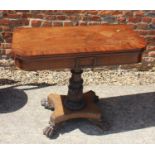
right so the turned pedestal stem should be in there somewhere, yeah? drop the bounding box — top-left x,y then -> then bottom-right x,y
64,68 -> 86,110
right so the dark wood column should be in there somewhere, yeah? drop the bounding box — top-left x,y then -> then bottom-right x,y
64,68 -> 86,110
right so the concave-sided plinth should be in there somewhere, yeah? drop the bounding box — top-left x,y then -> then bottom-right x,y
42,69 -> 107,138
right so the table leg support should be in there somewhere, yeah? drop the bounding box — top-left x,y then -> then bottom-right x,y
42,68 -> 106,138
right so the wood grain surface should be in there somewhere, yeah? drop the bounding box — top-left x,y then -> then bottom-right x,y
12,24 -> 147,58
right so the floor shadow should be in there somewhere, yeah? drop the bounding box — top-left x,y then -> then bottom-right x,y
0,82 -> 55,113
0,87 -> 28,113
51,91 -> 155,138
1,81 -> 56,91
0,78 -> 19,86
19,82 -> 56,91
98,91 -> 155,135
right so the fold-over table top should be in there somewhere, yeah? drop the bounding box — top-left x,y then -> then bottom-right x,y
12,25 -> 147,58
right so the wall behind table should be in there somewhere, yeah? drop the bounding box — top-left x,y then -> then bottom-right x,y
0,10 -> 155,70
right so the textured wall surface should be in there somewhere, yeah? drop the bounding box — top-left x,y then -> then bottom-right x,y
0,10 -> 155,68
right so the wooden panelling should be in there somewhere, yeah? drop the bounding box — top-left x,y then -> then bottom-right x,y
15,51 -> 142,71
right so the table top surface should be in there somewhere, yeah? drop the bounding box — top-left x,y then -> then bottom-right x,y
12,24 -> 147,57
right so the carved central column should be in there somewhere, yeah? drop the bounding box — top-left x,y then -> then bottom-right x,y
64,68 -> 86,110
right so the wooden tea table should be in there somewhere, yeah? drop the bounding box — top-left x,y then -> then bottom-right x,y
12,25 -> 147,138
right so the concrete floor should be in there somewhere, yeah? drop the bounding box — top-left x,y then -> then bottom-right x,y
0,84 -> 155,143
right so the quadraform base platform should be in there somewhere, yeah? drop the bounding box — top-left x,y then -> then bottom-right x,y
42,91 -> 106,137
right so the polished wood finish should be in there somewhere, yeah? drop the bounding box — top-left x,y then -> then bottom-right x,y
12,24 -> 147,138
12,25 -> 146,71
49,91 -> 101,124
12,25 -> 146,57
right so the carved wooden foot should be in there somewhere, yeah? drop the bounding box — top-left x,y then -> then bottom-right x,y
43,121 -> 62,138
43,123 -> 56,138
89,90 -> 99,103
41,98 -> 54,110
43,91 -> 104,138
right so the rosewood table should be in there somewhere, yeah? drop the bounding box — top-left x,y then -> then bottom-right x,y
12,25 -> 147,138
